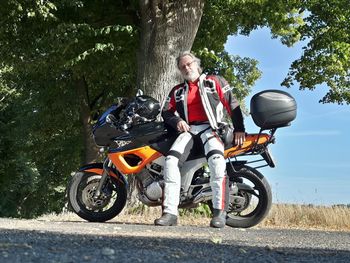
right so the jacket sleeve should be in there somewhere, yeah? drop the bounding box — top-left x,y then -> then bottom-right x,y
215,76 -> 245,132
161,87 -> 182,130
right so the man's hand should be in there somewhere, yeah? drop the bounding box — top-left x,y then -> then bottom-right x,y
177,120 -> 190,132
234,132 -> 245,146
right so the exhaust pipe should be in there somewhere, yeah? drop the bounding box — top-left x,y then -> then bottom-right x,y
192,188 -> 213,204
192,184 -> 239,204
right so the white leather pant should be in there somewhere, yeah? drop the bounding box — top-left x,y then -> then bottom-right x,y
163,124 -> 228,216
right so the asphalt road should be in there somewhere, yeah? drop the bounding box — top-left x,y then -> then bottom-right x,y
0,218 -> 350,262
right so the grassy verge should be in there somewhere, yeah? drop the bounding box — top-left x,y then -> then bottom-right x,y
37,204 -> 350,231
260,204 -> 350,231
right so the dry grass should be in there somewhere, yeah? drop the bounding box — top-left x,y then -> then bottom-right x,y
260,204 -> 350,231
38,206 -> 211,226
37,204 -> 350,231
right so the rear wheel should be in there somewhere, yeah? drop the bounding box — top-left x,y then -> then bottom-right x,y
68,171 -> 127,222
225,165 -> 272,228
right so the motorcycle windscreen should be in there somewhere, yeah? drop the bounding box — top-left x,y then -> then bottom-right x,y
92,104 -> 124,147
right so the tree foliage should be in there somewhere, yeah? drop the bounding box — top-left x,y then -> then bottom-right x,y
192,0 -> 305,100
0,0 -> 138,217
283,0 -> 350,104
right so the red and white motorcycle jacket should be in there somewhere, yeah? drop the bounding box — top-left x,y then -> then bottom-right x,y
162,74 -> 245,132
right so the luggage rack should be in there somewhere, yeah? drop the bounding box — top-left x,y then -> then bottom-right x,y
227,127 -> 277,170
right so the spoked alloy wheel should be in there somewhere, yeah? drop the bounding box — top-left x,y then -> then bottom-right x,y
226,166 -> 272,228
68,171 -> 127,222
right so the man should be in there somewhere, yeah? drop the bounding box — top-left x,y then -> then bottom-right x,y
155,51 -> 245,228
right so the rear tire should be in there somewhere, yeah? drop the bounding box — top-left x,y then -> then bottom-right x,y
225,165 -> 272,228
67,171 -> 127,222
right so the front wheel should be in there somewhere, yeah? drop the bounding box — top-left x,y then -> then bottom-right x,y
225,165 -> 272,228
67,171 -> 127,222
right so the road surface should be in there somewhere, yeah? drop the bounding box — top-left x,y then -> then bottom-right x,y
0,218 -> 349,262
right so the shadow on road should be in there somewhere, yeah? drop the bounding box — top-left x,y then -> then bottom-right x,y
1,228 -> 349,262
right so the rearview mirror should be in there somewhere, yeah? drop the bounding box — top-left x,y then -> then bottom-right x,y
136,89 -> 144,96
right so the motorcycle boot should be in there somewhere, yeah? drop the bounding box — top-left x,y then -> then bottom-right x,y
154,213 -> 178,226
210,209 -> 227,228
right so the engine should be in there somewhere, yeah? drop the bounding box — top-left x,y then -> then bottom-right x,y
136,163 -> 164,206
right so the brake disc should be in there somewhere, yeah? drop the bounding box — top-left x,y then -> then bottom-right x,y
81,180 -> 111,210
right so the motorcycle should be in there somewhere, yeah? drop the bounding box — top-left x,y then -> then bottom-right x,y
67,89 -> 296,228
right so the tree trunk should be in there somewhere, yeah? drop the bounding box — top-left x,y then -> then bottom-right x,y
127,1 -> 205,209
76,77 -> 99,164
138,0 -> 205,101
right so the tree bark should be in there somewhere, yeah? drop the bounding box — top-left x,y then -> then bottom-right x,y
76,77 -> 99,164
137,0 -> 205,102
127,0 -> 204,209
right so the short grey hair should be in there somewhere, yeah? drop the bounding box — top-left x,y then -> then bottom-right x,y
176,51 -> 203,74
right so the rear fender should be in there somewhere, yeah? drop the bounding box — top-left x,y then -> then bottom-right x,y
78,163 -> 127,186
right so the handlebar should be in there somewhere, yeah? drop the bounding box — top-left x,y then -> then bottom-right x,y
105,113 -> 130,132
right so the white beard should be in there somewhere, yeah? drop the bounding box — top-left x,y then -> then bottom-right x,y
183,71 -> 199,82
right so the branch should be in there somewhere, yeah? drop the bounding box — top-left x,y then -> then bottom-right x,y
89,89 -> 106,110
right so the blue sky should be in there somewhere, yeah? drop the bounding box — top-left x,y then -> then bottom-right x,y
225,28 -> 350,206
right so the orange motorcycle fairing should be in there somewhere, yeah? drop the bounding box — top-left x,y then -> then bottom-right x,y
108,146 -> 162,175
224,133 -> 270,158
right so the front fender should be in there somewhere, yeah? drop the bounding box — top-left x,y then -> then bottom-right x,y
79,163 -> 104,174
78,163 -> 128,187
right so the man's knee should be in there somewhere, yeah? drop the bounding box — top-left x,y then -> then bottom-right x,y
207,153 -> 226,177
207,149 -> 224,164
165,155 -> 179,169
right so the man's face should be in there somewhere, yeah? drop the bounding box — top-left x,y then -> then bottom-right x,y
178,55 -> 200,82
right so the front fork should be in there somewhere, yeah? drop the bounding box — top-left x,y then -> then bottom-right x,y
94,158 -> 113,199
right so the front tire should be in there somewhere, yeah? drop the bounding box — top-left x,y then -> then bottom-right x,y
225,165 -> 272,228
67,171 -> 127,222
